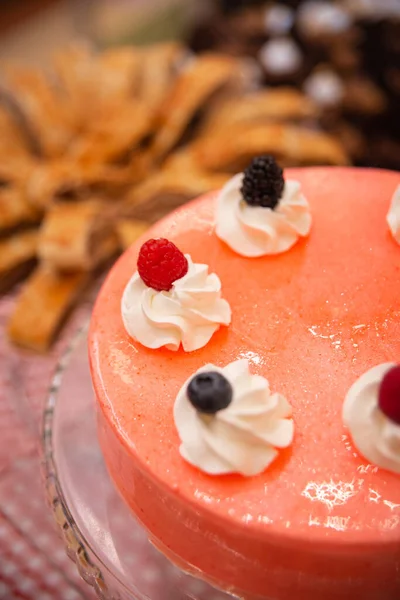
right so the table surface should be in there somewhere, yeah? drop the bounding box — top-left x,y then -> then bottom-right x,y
0,293 -> 96,600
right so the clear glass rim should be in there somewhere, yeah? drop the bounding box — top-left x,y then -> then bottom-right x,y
40,321 -> 137,599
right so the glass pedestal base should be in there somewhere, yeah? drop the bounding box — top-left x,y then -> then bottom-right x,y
42,326 -> 235,600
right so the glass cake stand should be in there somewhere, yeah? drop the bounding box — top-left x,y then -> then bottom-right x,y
41,325 -> 237,600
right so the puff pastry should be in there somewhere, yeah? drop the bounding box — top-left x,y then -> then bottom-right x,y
202,88 -> 318,134
116,219 -> 149,251
92,46 -> 152,144
0,186 -> 42,233
4,67 -> 76,158
68,99 -> 154,165
53,44 -> 98,126
192,123 -> 349,171
98,46 -> 144,101
54,45 -> 143,125
0,42 -> 352,352
137,42 -> 189,109
0,104 -> 32,162
25,159 -> 132,209
0,230 -> 38,293
38,200 -> 118,271
0,157 -> 35,189
8,266 -> 88,352
122,151 -> 229,222
149,53 -> 257,160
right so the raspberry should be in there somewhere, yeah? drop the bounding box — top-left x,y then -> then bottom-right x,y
137,238 -> 188,291
241,155 -> 284,209
378,365 -> 400,425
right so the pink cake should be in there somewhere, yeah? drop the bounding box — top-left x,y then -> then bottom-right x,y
89,167 -> 400,600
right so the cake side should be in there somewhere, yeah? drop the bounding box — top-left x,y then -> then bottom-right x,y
89,167 -> 400,600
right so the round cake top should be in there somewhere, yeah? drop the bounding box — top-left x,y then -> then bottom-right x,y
89,167 -> 400,547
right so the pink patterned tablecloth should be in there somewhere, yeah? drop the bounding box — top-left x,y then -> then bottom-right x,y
0,294 -> 96,600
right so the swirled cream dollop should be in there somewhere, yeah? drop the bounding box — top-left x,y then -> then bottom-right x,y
174,359 -> 294,476
387,184 -> 400,245
121,255 -> 231,352
343,363 -> 400,474
215,173 -> 312,256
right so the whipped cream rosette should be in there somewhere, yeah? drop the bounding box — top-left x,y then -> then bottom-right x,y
343,363 -> 400,474
387,184 -> 400,245
174,359 -> 294,476
121,238 -> 231,352
216,155 -> 312,257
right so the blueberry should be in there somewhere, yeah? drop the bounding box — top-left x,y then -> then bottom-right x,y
187,371 -> 233,414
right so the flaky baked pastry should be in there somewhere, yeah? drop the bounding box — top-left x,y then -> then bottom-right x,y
192,123 -> 349,172
0,186 -> 41,234
53,44 -> 141,128
8,266 -> 88,352
0,104 -> 32,164
67,99 -> 154,166
25,159 -> 131,210
148,53 -> 258,161
136,42 -> 189,109
0,42 -> 349,351
202,88 -> 318,134
3,67 -> 76,158
122,150 -> 230,222
38,200 -> 119,271
0,230 -> 38,293
116,219 -> 149,251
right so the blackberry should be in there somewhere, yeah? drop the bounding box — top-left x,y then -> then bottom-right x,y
241,155 -> 284,209
187,371 -> 233,414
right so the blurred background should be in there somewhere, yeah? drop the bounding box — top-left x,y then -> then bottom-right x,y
0,0 -> 399,168
0,0 -> 194,65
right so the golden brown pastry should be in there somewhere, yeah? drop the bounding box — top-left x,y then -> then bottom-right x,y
25,159 -> 132,209
3,67 -> 76,158
0,42 -> 352,352
7,266 -> 88,352
201,88 -> 318,134
122,151 -> 230,223
116,219 -> 149,251
38,200 -> 118,271
98,45 -> 144,100
0,104 -> 32,163
192,122 -> 349,171
53,44 -> 98,127
0,230 -> 38,293
161,148 -> 233,184
54,44 -> 143,126
137,42 -> 189,109
149,53 -> 257,161
0,186 -> 42,233
0,157 -> 35,190
68,99 -> 154,165
55,45 -> 154,166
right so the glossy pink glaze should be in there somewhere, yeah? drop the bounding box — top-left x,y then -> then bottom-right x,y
90,168 -> 400,600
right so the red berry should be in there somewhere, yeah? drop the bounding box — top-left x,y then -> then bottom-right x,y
378,365 -> 400,425
137,238 -> 188,291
